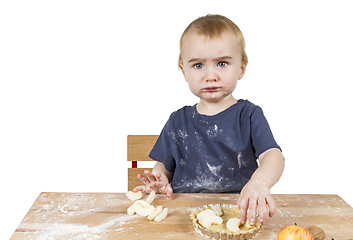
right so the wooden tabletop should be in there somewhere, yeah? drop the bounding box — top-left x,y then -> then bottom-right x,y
11,192 -> 353,240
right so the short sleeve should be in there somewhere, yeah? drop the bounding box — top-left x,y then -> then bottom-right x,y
250,107 -> 281,158
149,115 -> 176,172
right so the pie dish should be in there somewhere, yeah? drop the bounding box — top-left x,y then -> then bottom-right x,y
190,204 -> 262,240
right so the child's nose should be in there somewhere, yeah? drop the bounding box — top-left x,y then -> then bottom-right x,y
205,68 -> 218,82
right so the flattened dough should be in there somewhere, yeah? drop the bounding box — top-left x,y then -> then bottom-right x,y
197,209 -> 216,222
127,205 -> 135,216
226,217 -> 240,232
146,190 -> 156,204
154,208 -> 168,222
209,205 -> 223,216
126,191 -> 143,201
199,215 -> 223,228
133,200 -> 155,216
147,205 -> 163,220
125,191 -> 168,222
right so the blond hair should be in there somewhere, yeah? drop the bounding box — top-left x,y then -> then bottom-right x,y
178,14 -> 248,67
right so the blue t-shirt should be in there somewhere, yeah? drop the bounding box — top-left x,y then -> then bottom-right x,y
149,99 -> 281,193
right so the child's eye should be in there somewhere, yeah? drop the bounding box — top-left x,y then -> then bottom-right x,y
193,63 -> 204,69
217,61 -> 228,68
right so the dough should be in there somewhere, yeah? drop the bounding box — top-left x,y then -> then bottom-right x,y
227,217 -> 240,232
209,205 -> 223,216
127,205 -> 135,216
191,205 -> 261,234
154,208 -> 168,222
125,190 -> 168,222
197,209 -> 216,222
133,200 -> 155,216
126,191 -> 143,201
146,190 -> 155,204
199,215 -> 223,228
147,205 -> 163,220
196,209 -> 223,228
243,219 -> 252,229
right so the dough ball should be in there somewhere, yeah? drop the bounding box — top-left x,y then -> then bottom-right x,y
227,217 -> 240,232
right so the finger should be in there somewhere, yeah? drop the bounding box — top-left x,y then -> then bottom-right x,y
165,184 -> 173,198
155,172 -> 163,182
133,185 -> 146,192
257,197 -> 267,224
237,197 -> 249,225
150,181 -> 164,192
159,182 -> 168,194
144,170 -> 157,182
247,199 -> 257,226
137,173 -> 150,185
266,196 -> 276,217
236,194 -> 243,210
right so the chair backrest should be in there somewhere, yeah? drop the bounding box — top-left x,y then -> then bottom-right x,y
127,135 -> 159,191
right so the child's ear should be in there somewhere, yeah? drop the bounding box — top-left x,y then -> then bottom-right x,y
179,62 -> 187,80
238,63 -> 247,80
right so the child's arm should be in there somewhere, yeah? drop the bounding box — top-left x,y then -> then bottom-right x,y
133,161 -> 173,198
237,148 -> 284,225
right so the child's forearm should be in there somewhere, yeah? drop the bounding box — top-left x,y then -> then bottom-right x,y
251,148 -> 284,188
153,161 -> 173,183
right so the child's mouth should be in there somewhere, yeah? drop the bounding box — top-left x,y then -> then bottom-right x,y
203,87 -> 220,92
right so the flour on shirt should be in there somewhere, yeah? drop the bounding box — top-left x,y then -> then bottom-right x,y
173,163 -> 233,192
237,151 -> 246,168
206,162 -> 222,176
207,124 -> 222,137
180,158 -> 186,167
177,129 -> 188,139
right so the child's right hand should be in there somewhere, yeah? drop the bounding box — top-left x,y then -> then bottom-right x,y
133,170 -> 173,198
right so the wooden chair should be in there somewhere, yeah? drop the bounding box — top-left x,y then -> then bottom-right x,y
127,135 -> 159,191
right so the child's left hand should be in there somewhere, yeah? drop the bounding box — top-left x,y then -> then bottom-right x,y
236,179 -> 276,225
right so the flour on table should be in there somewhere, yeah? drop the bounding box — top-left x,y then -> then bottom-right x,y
24,215 -> 139,240
22,193 -> 138,239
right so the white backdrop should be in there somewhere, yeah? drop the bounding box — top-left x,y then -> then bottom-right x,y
1,0 -> 352,238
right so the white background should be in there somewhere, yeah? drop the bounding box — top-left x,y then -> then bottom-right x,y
1,0 -> 352,238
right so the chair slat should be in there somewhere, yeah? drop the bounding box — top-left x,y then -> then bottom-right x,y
127,135 -> 158,191
127,135 -> 158,162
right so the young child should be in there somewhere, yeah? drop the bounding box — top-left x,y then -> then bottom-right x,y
134,14 -> 285,226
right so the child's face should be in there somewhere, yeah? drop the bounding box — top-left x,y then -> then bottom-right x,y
180,31 -> 246,103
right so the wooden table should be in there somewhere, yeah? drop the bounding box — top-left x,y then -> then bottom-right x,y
11,192 -> 353,240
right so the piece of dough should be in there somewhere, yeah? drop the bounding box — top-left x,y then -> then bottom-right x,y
154,208 -> 168,222
126,191 -> 143,201
227,217 -> 240,232
127,205 -> 135,216
146,190 -> 156,204
199,215 -> 223,229
209,205 -> 223,216
147,205 -> 163,220
125,191 -> 168,222
133,200 -> 155,216
133,199 -> 150,208
197,209 -> 216,222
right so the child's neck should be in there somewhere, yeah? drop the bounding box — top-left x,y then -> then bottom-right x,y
196,96 -> 238,116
